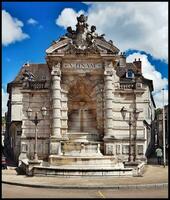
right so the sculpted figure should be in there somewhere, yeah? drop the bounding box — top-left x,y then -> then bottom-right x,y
20,69 -> 35,88
90,25 -> 98,37
77,14 -> 88,25
65,26 -> 76,39
90,25 -> 105,40
21,69 -> 35,82
76,14 -> 88,34
63,14 -> 106,51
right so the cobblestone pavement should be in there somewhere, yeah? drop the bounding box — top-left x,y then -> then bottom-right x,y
2,164 -> 168,189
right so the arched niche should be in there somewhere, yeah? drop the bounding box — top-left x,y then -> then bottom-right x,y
67,78 -> 97,134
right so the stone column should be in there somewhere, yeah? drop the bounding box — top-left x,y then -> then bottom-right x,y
104,62 -> 114,139
61,89 -> 68,140
49,62 -> 62,156
96,84 -> 104,137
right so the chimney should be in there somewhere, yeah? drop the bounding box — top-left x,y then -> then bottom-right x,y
133,58 -> 141,73
119,52 -> 126,67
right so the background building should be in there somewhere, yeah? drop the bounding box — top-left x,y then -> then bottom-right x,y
2,116 -> 6,148
155,105 -> 168,155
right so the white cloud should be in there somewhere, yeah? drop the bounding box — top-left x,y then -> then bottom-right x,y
56,8 -> 85,30
27,18 -> 38,25
2,89 -> 9,116
56,2 -> 168,61
126,52 -> 168,108
2,10 -> 29,46
153,90 -> 168,108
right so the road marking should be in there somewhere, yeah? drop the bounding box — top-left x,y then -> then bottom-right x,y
98,190 -> 105,198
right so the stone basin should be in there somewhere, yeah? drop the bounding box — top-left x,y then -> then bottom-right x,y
48,155 -> 123,169
67,132 -> 99,142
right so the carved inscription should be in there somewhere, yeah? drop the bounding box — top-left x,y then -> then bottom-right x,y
63,63 -> 102,70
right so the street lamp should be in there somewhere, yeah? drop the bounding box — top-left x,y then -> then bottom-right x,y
133,108 -> 141,162
120,107 -> 132,162
162,88 -> 166,167
26,107 -> 47,161
121,107 -> 140,162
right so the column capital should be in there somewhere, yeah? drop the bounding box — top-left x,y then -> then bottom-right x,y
51,62 -> 61,76
104,60 -> 114,76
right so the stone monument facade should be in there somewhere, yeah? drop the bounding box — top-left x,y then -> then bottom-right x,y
6,15 -> 155,175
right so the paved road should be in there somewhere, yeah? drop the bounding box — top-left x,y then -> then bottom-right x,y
2,183 -> 168,198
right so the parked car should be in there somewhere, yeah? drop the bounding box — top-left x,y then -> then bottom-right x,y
2,154 -> 7,169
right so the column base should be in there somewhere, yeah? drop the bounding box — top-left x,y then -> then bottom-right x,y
49,139 -> 62,155
50,135 -> 62,141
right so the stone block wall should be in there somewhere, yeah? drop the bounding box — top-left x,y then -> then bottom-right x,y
20,90 -> 50,160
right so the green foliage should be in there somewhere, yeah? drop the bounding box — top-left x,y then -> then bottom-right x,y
155,108 -> 162,116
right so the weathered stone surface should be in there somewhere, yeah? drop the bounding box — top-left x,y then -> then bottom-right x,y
6,14 -> 155,175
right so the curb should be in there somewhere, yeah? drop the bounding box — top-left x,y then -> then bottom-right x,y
2,181 -> 168,190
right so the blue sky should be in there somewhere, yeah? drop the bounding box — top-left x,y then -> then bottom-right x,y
2,2 -> 88,86
2,2 -> 168,114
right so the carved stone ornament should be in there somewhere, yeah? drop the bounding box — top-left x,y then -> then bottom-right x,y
63,14 -> 105,51
51,63 -> 61,76
20,69 -> 36,82
20,69 -> 36,88
104,70 -> 113,76
65,42 -> 100,55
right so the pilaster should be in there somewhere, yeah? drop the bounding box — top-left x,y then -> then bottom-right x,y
50,62 -> 62,156
103,61 -> 114,139
51,62 -> 61,138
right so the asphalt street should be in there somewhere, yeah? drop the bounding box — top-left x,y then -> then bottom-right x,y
2,183 -> 168,198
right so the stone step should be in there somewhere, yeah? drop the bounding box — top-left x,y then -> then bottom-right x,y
49,155 -> 120,167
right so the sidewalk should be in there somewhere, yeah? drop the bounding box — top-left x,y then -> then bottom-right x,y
2,164 -> 168,189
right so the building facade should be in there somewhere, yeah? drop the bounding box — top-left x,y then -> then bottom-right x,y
155,105 -> 168,149
6,15 -> 155,169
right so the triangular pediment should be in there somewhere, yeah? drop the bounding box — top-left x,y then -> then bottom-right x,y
46,38 -> 119,55
46,38 -> 71,54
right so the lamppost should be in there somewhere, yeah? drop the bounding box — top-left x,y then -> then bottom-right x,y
121,106 -> 140,162
26,107 -> 47,161
133,108 -> 141,162
162,88 -> 166,167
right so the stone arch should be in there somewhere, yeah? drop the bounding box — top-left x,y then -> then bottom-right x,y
67,77 -> 98,133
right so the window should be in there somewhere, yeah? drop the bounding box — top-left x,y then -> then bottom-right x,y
122,145 -> 129,154
136,83 -> 142,89
126,70 -> 134,79
137,145 -> 143,155
116,144 -> 121,154
106,144 -> 114,155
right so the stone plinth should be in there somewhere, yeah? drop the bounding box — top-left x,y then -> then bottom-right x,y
48,155 -> 121,168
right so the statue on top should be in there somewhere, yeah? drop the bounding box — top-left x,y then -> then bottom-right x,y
63,14 -> 105,50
